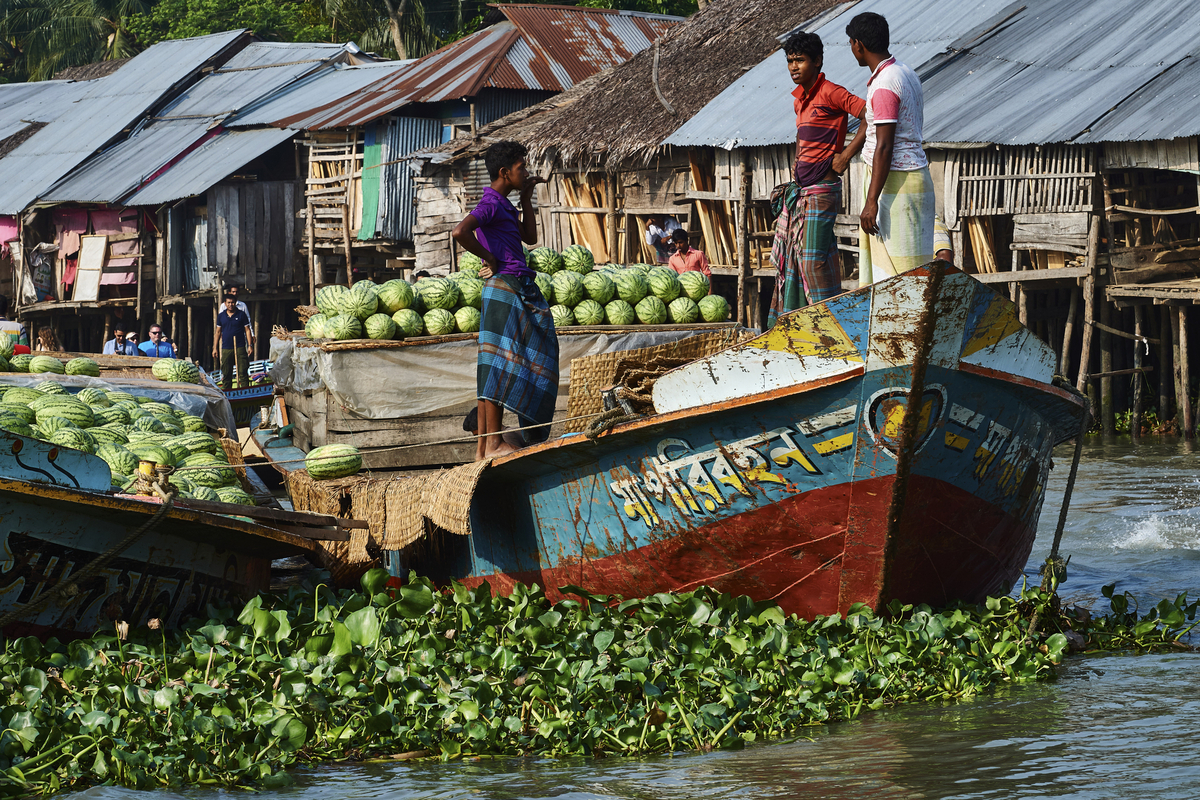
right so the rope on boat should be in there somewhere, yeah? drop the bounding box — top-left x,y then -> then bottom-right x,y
0,480 -> 178,633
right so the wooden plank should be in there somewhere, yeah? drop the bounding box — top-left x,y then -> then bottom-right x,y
972,266 -> 1090,284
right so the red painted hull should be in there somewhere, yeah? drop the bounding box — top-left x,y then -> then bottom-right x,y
459,473 -> 1037,619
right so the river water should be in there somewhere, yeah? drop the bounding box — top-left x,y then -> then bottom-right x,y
66,439 -> 1200,800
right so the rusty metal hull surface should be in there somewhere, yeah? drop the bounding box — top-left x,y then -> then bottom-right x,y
454,266 -> 1085,617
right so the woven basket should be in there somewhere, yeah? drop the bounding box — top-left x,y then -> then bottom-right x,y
564,328 -> 752,432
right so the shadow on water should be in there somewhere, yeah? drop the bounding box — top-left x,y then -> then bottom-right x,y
64,438 -> 1200,800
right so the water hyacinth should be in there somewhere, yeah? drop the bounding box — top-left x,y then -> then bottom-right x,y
0,573 -> 1195,796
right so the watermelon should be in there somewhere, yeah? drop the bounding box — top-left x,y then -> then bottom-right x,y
392,309 -> 424,338
35,381 -> 67,395
161,360 -> 200,384
142,402 -> 175,417
65,357 -> 100,377
10,355 -> 32,373
457,277 -> 484,310
50,428 -> 95,454
699,294 -> 731,322
647,268 -> 682,303
582,272 -> 615,305
36,416 -> 79,437
562,245 -> 595,274
325,314 -> 364,340
162,439 -> 190,465
635,295 -> 668,325
377,280 -> 415,314
550,305 -> 575,328
341,283 -> 379,320
191,485 -> 221,502
456,264 -> 481,280
604,299 -> 636,326
305,314 -> 328,340
533,272 -> 555,305
679,271 -> 711,302
88,426 -> 128,445
353,279 -> 378,294
97,443 -> 138,476
37,401 -> 93,428
157,416 -> 184,436
424,309 -> 456,336
455,307 -> 481,333
0,419 -> 34,438
77,388 -> 110,407
458,251 -> 483,273
529,247 -> 563,274
667,296 -> 700,324
134,415 -> 167,434
29,394 -> 62,413
0,355 -> 10,372
29,356 -> 64,375
316,285 -> 349,316
551,272 -> 584,308
417,277 -> 460,311
150,359 -> 173,380
364,313 -> 397,340
180,414 -> 207,433
0,404 -> 34,423
306,443 -> 362,480
573,299 -> 605,326
171,432 -> 219,456
0,333 -> 13,359
4,387 -> 41,405
631,263 -> 654,273
614,270 -> 650,306
127,443 -> 176,468
215,486 -> 255,506
105,390 -> 137,405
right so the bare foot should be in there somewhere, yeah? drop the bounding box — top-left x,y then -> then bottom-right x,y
483,440 -> 520,459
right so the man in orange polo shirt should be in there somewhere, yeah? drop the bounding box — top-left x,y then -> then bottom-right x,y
768,31 -> 866,326
667,229 -> 711,278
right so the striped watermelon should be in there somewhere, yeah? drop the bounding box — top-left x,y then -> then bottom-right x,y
3,387 -> 41,405
305,313 -> 328,339
551,272 -> 584,307
36,401 -> 94,428
77,388 -> 110,407
455,307 -> 481,333
50,428 -> 95,454
340,284 -> 379,320
0,404 -> 34,423
0,418 -> 34,438
325,314 -> 363,340
364,313 -> 397,340
305,444 -> 362,480
34,416 -> 77,437
667,296 -> 700,324
392,309 -> 423,338
635,295 -> 668,325
105,390 -> 137,405
164,360 -> 201,384
142,402 -> 174,416
698,294 -> 730,322
65,357 -> 100,377
133,415 -> 167,434
528,247 -> 563,274
181,452 -> 219,467
679,271 -> 711,301
156,415 -> 184,435
604,299 -> 636,325
423,309 -> 456,336
647,268 -> 682,303
171,432 -> 219,456
127,443 -> 176,468
0,334 -> 12,359
316,285 -> 349,316
9,355 -> 32,373
562,245 -> 595,274
377,280 -> 415,314
417,277 -> 460,311
191,485 -> 221,502
215,486 -> 255,506
97,443 -> 138,476
582,272 -> 615,305
457,251 -> 483,273
182,415 -> 208,433
550,305 -> 575,327
163,439 -> 191,464
93,406 -> 130,426
88,426 -> 129,445
457,277 -> 484,310
189,462 -> 236,488
533,272 -> 555,305
614,270 -> 649,306
29,356 -> 64,374
36,381 -> 67,395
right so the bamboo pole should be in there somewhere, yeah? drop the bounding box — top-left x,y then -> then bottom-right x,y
1181,306 -> 1193,439
1100,297 -> 1114,435
1075,215 -> 1101,392
605,175 -> 618,262
1132,305 -> 1143,439
1061,287 -> 1079,378
1160,305 -> 1173,424
737,153 -> 751,327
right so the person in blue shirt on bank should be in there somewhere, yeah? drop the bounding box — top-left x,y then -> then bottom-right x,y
138,324 -> 177,358
212,294 -> 254,391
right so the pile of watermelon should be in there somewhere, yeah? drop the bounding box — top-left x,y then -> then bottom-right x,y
305,248 -> 730,341
150,358 -> 202,384
523,246 -> 730,327
0,382 -> 258,505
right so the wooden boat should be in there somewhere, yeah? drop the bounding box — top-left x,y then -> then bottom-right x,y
448,264 -> 1086,618
0,430 -> 353,640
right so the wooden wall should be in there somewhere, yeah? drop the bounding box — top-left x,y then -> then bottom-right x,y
207,181 -> 302,293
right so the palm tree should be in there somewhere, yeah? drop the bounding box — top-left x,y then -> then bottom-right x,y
3,0 -> 147,81
327,0 -> 479,60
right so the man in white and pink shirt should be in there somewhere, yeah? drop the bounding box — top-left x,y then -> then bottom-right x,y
847,12 -> 935,285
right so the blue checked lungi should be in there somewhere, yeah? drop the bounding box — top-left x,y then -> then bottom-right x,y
478,273 -> 559,444
767,178 -> 843,329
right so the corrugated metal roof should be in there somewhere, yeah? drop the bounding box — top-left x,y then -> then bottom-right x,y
668,0 -> 1200,150
227,62 -> 412,128
0,29 -> 248,214
264,5 -> 681,130
0,80 -> 91,143
124,127 -> 297,206
41,41 -> 351,205
664,0 -> 1008,148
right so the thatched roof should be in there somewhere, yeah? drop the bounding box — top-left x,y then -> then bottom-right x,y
419,0 -> 840,170
52,58 -> 130,82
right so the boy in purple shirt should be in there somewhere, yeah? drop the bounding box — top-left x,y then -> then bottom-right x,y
452,141 -> 559,461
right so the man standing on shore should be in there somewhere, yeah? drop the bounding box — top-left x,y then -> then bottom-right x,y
213,294 -> 253,392
452,141 -> 559,461
768,31 -> 865,326
848,12 -> 935,285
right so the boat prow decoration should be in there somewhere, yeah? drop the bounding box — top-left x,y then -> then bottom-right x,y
455,264 -> 1086,619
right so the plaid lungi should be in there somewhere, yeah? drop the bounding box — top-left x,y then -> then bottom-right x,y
767,178 -> 843,329
478,273 -> 559,444
858,166 -> 935,286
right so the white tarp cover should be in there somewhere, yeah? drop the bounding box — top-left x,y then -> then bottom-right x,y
0,374 -> 237,433
270,329 -> 730,420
